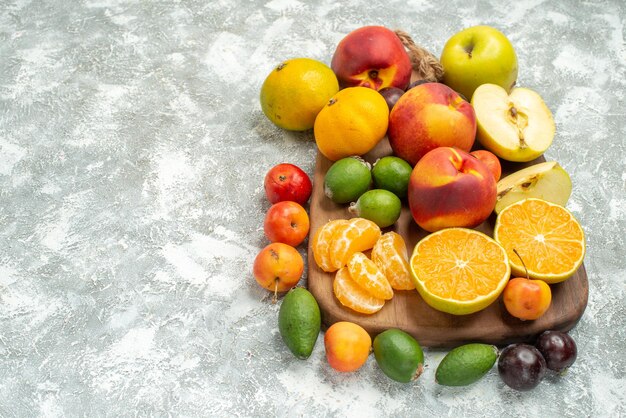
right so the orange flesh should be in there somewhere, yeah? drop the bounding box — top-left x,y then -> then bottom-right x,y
411,229 -> 509,301
329,218 -> 381,269
371,232 -> 414,290
496,199 -> 585,276
333,267 -> 385,314
346,252 -> 394,300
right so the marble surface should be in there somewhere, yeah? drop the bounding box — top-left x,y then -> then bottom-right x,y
1,0 -> 625,416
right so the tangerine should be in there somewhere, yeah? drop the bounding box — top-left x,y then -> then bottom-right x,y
314,87 -> 389,161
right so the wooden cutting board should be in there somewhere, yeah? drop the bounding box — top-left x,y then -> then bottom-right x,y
307,138 -> 588,348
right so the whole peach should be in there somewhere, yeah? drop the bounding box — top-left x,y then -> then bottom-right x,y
407,147 -> 496,232
324,321 -> 372,372
388,83 -> 476,166
470,150 -> 502,182
331,26 -> 412,91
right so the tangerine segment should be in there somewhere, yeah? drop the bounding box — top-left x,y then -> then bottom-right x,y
333,267 -> 385,315
371,232 -> 415,290
347,252 -> 394,300
329,218 -> 381,270
410,228 -> 511,315
494,198 -> 586,284
311,219 -> 350,272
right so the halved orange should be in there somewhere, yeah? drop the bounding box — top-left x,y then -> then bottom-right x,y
409,228 -> 511,315
494,198 -> 585,283
333,267 -> 385,314
346,252 -> 394,300
311,219 -> 349,272
371,231 -> 415,290
329,217 -> 381,270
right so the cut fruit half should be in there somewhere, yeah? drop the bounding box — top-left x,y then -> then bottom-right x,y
409,228 -> 511,315
472,84 -> 555,162
494,198 -> 586,283
495,161 -> 572,214
333,267 -> 385,314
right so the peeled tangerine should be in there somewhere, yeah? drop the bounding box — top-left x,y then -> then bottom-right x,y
371,232 -> 414,290
333,252 -> 392,315
327,218 -> 381,271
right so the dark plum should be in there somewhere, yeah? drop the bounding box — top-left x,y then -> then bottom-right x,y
378,87 -> 405,111
498,343 -> 547,391
535,330 -> 577,372
406,79 -> 430,90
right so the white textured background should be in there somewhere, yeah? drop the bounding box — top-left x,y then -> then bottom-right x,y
0,0 -> 625,416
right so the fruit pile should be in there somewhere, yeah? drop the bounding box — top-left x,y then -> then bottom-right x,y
253,24 -> 587,390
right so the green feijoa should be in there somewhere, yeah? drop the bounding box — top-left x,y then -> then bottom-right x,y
278,287 -> 321,359
371,156 -> 412,199
435,343 -> 498,386
348,189 -> 402,228
324,156 -> 371,204
373,329 -> 424,383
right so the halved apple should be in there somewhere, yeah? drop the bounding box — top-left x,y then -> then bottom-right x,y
472,84 -> 555,162
495,161 -> 572,214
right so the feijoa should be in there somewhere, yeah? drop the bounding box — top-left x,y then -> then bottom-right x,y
349,189 -> 402,228
435,343 -> 498,386
278,287 -> 321,359
373,329 -> 424,383
324,157 -> 371,204
371,156 -> 413,199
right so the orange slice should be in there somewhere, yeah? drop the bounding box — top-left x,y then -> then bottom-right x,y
347,252 -> 394,300
494,198 -> 585,283
311,219 -> 349,272
333,267 -> 385,314
329,217 -> 381,270
409,228 -> 511,315
371,231 -> 415,290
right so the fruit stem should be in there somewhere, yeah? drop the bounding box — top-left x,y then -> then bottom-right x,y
272,278 -> 279,304
513,248 -> 530,280
348,202 -> 358,215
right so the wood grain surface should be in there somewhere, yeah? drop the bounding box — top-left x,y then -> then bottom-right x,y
307,138 -> 588,348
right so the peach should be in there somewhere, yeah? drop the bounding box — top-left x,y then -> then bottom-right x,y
253,243 -> 304,302
324,321 -> 371,372
388,83 -> 476,166
331,26 -> 412,91
407,147 -> 496,232
470,150 -> 502,182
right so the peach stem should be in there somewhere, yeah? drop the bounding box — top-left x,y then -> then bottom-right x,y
272,278 -> 278,304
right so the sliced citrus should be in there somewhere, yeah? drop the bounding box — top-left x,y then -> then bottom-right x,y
311,219 -> 349,272
333,267 -> 385,315
329,218 -> 381,270
371,232 -> 415,290
347,252 -> 394,300
494,198 -> 585,283
409,228 -> 511,315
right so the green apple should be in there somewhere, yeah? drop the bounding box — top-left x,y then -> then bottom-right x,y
472,83 -> 555,162
495,161 -> 572,214
440,25 -> 518,101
